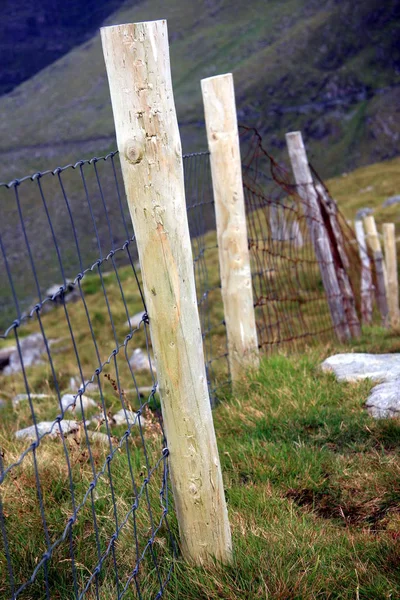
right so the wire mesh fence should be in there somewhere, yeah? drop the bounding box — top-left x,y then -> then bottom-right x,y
0,127 -> 371,598
240,126 -> 367,351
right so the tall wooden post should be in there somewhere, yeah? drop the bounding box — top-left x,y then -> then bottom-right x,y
201,73 -> 259,382
383,223 -> 399,328
354,219 -> 373,325
363,215 -> 389,326
101,20 -> 232,565
285,132 -> 350,342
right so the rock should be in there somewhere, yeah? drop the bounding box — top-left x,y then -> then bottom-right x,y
87,431 -> 111,445
46,279 -> 80,304
69,377 -> 98,394
382,195 -> 400,209
355,207 -> 374,220
3,333 -> 52,375
0,398 -> 6,408
129,348 -> 156,373
61,394 -> 97,414
0,346 -> 16,371
15,420 -> 79,441
365,380 -> 400,418
125,311 -> 146,329
12,393 -> 50,407
112,409 -> 146,427
321,353 -> 400,383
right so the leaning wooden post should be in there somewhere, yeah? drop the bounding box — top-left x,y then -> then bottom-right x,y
101,20 -> 232,565
314,182 -> 361,338
201,73 -> 259,383
285,132 -> 350,342
363,215 -> 389,326
383,223 -> 400,328
354,219 -> 373,325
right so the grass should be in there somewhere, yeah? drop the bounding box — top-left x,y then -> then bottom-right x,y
164,347 -> 400,599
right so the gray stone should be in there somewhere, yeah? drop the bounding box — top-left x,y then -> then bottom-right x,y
12,393 -> 50,407
382,195 -> 400,208
112,409 -> 147,427
69,377 -> 98,394
61,394 -> 97,414
365,380 -> 400,418
87,431 -> 111,445
3,333 -> 53,375
15,420 -> 79,441
355,207 -> 374,220
129,348 -> 156,373
321,353 -> 400,382
125,311 -> 146,329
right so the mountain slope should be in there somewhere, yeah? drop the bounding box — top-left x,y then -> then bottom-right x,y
0,0 -> 399,181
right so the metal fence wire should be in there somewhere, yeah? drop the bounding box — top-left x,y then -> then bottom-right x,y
0,129 -> 367,598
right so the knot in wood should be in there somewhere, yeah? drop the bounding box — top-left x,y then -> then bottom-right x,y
124,139 -> 144,165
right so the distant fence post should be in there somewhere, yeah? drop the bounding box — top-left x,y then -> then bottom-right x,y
285,131 -> 350,342
383,223 -> 399,328
201,73 -> 259,383
363,215 -> 389,326
101,20 -> 232,565
315,182 -> 361,338
354,219 -> 373,325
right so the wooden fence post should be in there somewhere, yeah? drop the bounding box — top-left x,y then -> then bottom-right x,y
101,20 -> 232,565
354,219 -> 373,325
285,132 -> 350,342
201,73 -> 259,383
315,182 -> 361,338
383,223 -> 400,328
363,215 -> 389,326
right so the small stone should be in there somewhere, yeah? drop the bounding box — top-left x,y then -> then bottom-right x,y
15,420 -> 79,441
87,431 -> 111,445
112,409 -> 146,427
125,311 -> 146,329
365,380 -> 400,419
69,377 -> 98,394
61,394 -> 97,414
3,333 -> 54,375
382,194 -> 400,208
12,393 -> 50,407
129,348 -> 156,373
321,353 -> 400,382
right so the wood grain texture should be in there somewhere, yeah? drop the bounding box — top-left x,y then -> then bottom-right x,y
354,219 -> 373,325
201,73 -> 259,383
383,223 -> 399,328
101,20 -> 232,564
315,183 -> 361,338
285,131 -> 350,342
364,215 -> 389,326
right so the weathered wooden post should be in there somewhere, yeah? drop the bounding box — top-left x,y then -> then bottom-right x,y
354,219 -> 373,325
383,223 -> 399,328
314,183 -> 361,338
285,131 -> 350,342
101,20 -> 232,565
201,73 -> 259,383
363,215 -> 389,326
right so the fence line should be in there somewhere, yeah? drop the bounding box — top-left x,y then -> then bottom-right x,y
0,51 -> 382,600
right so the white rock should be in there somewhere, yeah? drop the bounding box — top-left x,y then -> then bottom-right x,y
61,394 -> 97,413
129,348 -> 156,373
321,353 -> 400,382
3,333 -> 53,375
87,431 -> 111,445
15,420 -> 79,441
125,311 -> 146,329
365,380 -> 400,419
12,393 -> 50,407
112,409 -> 146,427
69,377 -> 98,394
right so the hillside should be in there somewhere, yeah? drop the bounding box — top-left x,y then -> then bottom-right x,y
0,0 -> 399,182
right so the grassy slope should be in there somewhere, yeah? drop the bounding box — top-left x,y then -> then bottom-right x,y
0,0 -> 399,181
